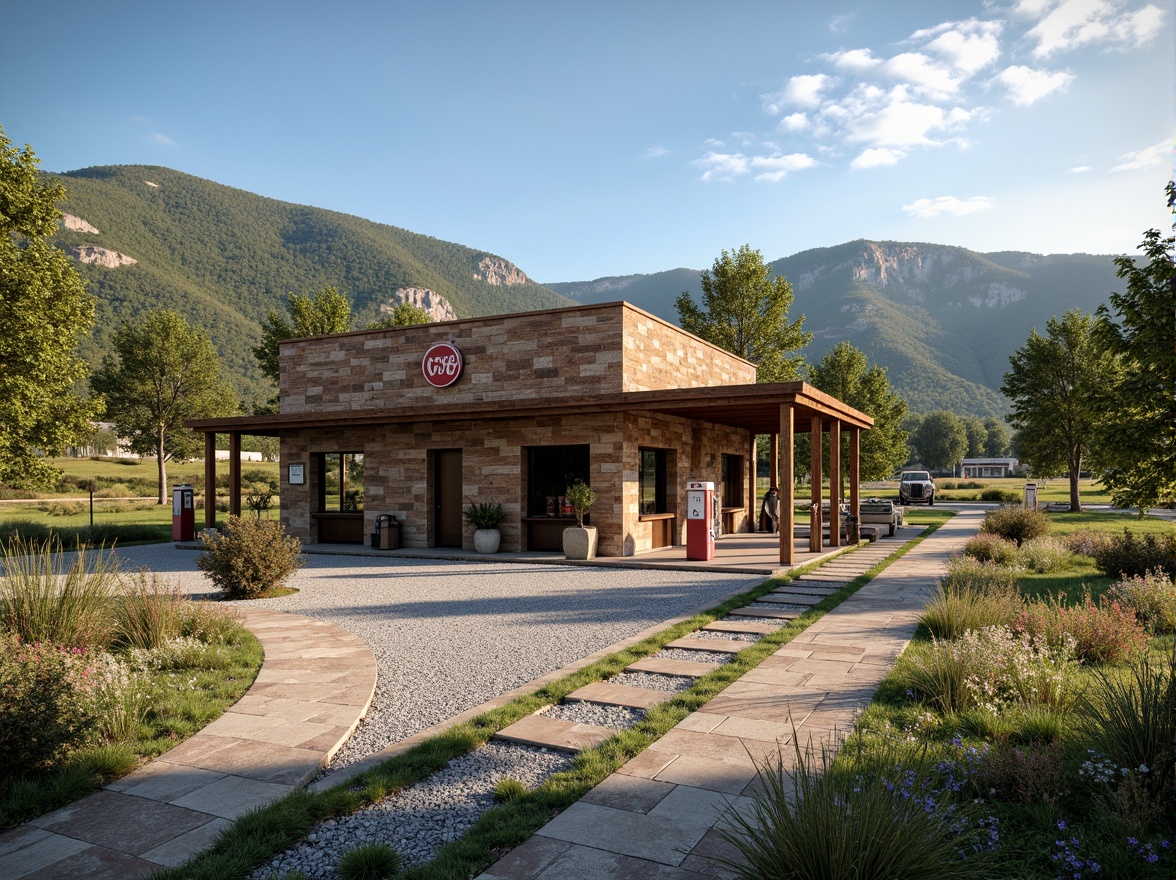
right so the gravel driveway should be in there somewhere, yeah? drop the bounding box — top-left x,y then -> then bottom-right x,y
109,545 -> 763,773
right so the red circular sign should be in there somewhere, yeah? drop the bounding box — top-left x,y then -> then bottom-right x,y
422,342 -> 463,387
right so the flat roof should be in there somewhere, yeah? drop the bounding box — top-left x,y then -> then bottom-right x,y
187,381 -> 873,436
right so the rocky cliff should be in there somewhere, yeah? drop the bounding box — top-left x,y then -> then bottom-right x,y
380,287 -> 458,322
67,246 -> 137,268
474,255 -> 529,286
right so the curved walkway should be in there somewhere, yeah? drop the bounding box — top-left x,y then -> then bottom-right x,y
477,510 -> 984,880
0,608 -> 377,879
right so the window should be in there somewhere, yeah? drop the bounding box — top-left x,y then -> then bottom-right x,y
319,453 -> 364,512
526,444 -> 590,518
721,454 -> 744,508
639,448 -> 668,515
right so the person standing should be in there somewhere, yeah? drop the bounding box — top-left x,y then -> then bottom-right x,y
761,486 -> 780,533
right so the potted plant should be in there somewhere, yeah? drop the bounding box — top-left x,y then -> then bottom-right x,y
464,501 -> 506,553
562,479 -> 598,560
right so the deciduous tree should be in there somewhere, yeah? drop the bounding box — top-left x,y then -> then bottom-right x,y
92,310 -> 237,503
1001,309 -> 1114,511
0,127 -> 96,488
911,411 -> 968,473
1094,186 -> 1176,511
253,286 -> 352,384
367,301 -> 432,329
982,417 -> 1010,458
675,245 -> 810,382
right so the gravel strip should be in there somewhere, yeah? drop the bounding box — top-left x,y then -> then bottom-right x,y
541,702 -> 645,728
608,671 -> 693,692
654,647 -> 732,664
723,615 -> 789,627
690,629 -> 760,642
251,742 -> 571,878
105,545 -> 760,775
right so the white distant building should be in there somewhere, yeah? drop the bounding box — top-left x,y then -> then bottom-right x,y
961,457 -> 1020,478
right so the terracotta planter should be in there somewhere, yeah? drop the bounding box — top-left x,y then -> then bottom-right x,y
562,525 -> 598,560
473,528 -> 501,554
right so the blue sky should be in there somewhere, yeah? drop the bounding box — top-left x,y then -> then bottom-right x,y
2,0 -> 1172,281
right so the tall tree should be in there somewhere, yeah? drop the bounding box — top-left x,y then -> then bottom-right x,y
963,416 -> 986,458
675,245 -> 810,382
92,310 -> 237,503
911,411 -> 968,472
1001,309 -> 1114,511
982,417 -> 1011,458
0,127 -> 97,488
798,342 -> 909,485
1094,185 -> 1176,511
367,301 -> 433,329
253,286 -> 352,385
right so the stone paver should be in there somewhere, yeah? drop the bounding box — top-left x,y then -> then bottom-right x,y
478,512 -> 983,879
0,608 -> 377,880
565,681 -> 675,710
665,636 -> 747,654
495,715 -> 616,753
625,657 -> 722,677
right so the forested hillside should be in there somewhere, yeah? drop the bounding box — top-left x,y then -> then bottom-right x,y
51,166 -> 573,406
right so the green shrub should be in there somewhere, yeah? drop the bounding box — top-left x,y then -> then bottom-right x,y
0,519 -> 52,549
979,505 -> 1050,547
463,502 -> 506,530
1016,593 -> 1147,664
942,554 -> 1020,595
0,538 -> 120,649
1018,536 -> 1070,573
971,741 -> 1068,805
43,501 -> 86,517
979,488 -> 1020,504
338,842 -> 402,880
1107,570 -> 1176,634
196,515 -> 305,599
0,633 -> 99,776
1063,530 -> 1111,558
717,739 -> 992,880
493,777 -> 527,801
961,533 -> 1020,566
1092,528 -> 1176,579
177,601 -> 242,644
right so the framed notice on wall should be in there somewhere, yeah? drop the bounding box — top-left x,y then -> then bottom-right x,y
288,464 -> 305,485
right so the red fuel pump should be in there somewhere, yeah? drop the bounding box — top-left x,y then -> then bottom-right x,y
172,484 -> 195,541
685,480 -> 715,561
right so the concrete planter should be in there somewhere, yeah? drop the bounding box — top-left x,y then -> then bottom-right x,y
473,528 -> 501,554
562,525 -> 598,560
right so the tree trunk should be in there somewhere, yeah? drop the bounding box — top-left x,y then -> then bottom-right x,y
157,431 -> 167,505
1069,450 -> 1081,513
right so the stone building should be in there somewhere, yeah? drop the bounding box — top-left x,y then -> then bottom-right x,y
189,302 -> 872,564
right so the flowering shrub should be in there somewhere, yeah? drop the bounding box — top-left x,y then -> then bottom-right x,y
1052,820 -> 1101,880
1018,536 -> 1070,573
1064,530 -> 1111,558
129,636 -> 230,671
1107,570 -> 1176,634
1092,528 -> 1176,578
1016,594 -> 1147,663
979,506 -> 1050,547
196,515 -> 304,599
972,741 -> 1069,805
85,653 -> 153,742
961,534 -> 1020,566
0,633 -> 99,774
907,626 -> 1076,714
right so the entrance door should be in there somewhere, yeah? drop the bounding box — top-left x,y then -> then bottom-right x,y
434,449 -> 463,547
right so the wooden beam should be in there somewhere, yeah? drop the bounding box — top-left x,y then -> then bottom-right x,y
779,403 -> 794,565
748,432 -> 756,531
850,427 -> 861,523
229,432 -> 242,518
829,420 -> 841,548
810,414 -> 823,553
204,432 -> 216,529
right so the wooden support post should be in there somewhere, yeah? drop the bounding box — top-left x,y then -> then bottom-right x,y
748,433 -> 757,531
769,434 -> 778,487
810,414 -> 823,552
829,420 -> 841,547
779,404 -> 794,565
229,432 -> 242,518
850,427 -> 861,526
204,432 -> 216,529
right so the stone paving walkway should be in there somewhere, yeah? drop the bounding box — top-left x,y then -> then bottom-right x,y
0,608 -> 377,880
476,510 -> 984,880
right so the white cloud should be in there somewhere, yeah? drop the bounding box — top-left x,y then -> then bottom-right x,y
1067,165 -> 1093,173
824,48 -> 882,72
778,112 -> 809,132
923,20 -> 1003,74
997,65 -> 1075,104
846,93 -> 972,148
750,153 -> 818,181
1025,0 -> 1166,57
882,52 -> 962,96
1111,138 -> 1169,172
903,195 -> 996,218
149,132 -> 176,147
695,152 -> 749,181
851,147 -> 906,168
640,146 -> 669,159
763,74 -> 832,113
829,13 -> 854,33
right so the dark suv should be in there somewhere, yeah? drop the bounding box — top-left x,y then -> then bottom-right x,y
898,471 -> 935,505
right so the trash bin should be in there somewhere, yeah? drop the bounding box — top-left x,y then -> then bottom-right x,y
372,514 -> 399,550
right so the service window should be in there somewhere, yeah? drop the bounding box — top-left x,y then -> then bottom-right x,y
721,454 -> 744,508
318,452 -> 365,511
639,448 -> 668,515
526,444 -> 590,518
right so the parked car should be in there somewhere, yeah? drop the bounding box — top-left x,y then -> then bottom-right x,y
898,470 -> 936,505
859,497 -> 904,536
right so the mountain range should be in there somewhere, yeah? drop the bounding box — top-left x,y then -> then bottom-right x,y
49,165 -> 1128,417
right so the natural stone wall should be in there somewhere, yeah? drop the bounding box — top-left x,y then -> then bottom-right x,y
622,306 -> 756,391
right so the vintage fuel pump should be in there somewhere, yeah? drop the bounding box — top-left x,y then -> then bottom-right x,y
685,480 -> 715,561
